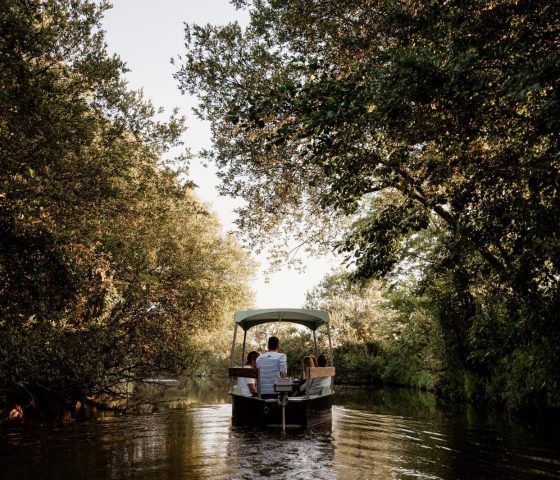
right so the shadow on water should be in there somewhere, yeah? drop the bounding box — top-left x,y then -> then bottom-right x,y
1,380 -> 560,479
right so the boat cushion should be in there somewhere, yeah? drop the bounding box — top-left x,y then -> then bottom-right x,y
309,367 -> 336,378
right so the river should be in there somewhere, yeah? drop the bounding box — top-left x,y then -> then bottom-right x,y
1,380 -> 559,479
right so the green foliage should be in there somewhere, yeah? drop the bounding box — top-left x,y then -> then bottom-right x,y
305,270 -> 444,389
277,327 -> 315,378
179,0 -> 560,410
177,0 -> 560,289
0,0 -> 254,417
331,343 -> 385,385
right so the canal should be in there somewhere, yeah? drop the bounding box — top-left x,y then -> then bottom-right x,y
1,381 -> 559,479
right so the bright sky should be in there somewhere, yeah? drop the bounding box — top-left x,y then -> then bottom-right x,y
102,0 -> 337,308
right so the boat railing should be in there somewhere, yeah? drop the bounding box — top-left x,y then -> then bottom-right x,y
228,367 -> 258,378
229,366 -> 336,399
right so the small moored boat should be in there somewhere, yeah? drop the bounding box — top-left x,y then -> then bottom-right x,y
228,308 -> 335,430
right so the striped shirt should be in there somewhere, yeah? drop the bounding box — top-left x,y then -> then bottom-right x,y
256,351 -> 287,395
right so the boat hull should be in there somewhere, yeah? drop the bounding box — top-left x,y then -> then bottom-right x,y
230,393 -> 333,428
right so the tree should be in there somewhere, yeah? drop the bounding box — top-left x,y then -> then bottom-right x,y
0,0 -> 254,418
305,269 -> 386,346
178,0 -> 558,287
305,268 -> 445,388
177,0 -> 560,408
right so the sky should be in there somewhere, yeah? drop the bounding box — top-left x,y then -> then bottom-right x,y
102,0 -> 338,308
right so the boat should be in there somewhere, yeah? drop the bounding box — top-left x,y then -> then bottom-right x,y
228,308 -> 335,430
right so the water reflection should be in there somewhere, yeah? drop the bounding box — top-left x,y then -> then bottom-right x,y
1,382 -> 560,479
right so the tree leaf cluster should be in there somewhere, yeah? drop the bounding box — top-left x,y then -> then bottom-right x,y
0,0 -> 254,418
178,0 -> 560,408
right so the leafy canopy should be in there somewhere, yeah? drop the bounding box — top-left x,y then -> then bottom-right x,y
177,0 -> 559,294
0,0 -> 254,414
177,0 -> 560,409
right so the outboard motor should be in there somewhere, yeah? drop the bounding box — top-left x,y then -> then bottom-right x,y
274,378 -> 295,432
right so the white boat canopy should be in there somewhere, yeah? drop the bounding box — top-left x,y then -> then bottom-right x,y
234,308 -> 330,331
230,308 -> 334,367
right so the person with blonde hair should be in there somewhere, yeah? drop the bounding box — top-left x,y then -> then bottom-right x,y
300,354 -> 331,396
298,355 -> 317,395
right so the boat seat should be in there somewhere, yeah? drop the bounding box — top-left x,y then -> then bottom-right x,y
228,367 -> 258,378
303,367 -> 336,398
309,367 -> 336,378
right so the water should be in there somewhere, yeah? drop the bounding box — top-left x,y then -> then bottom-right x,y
1,381 -> 559,479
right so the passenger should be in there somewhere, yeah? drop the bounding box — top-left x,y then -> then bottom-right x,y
301,355 -> 317,381
256,336 -> 288,398
317,353 -> 328,367
238,350 -> 260,397
298,355 -> 317,395
316,353 -> 332,389
301,353 -> 331,396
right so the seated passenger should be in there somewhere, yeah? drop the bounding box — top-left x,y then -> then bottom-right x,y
256,336 -> 287,398
301,353 -> 331,396
298,355 -> 317,395
315,353 -> 332,389
238,350 -> 260,397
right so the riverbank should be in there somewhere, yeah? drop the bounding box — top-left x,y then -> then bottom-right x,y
4,371 -> 560,431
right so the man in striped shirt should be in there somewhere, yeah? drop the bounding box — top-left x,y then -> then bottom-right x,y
256,336 -> 288,397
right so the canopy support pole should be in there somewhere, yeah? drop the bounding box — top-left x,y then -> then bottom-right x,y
327,324 -> 333,366
305,367 -> 311,399
241,329 -> 247,365
229,324 -> 238,367
313,330 -> 318,358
